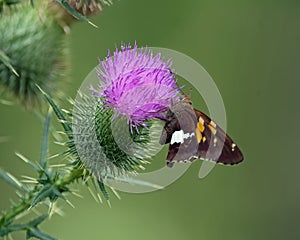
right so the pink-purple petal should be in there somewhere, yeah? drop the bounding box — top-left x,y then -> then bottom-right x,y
94,43 -> 179,128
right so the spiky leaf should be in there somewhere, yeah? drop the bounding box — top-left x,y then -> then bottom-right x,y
0,168 -> 28,192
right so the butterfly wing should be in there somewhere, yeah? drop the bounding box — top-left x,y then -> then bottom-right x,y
160,107 -> 243,166
194,109 -> 244,165
159,101 -> 199,166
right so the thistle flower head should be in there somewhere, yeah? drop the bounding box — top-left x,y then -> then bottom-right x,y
0,3 -> 68,109
67,0 -> 108,16
94,43 -> 179,128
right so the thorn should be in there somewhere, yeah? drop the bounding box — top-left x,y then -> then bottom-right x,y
88,21 -> 98,28
61,109 -> 71,114
35,84 -> 45,94
15,152 -> 30,163
71,191 -> 83,199
110,188 -> 121,200
65,199 -> 75,208
12,68 -> 19,77
48,153 -> 60,160
21,175 -> 37,181
15,191 -> 23,199
97,193 -> 103,204
88,186 -> 99,203
49,164 -> 67,168
67,98 -> 75,104
48,201 -> 54,216
54,141 -> 66,146
45,201 -> 64,217
6,172 -> 22,188
20,179 -> 38,184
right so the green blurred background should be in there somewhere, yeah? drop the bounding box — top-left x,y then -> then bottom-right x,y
1,0 -> 300,239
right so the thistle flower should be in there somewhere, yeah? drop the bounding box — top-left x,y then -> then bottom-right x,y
94,43 -> 179,129
67,0 -> 110,16
71,44 -> 179,179
0,3 -> 68,109
48,0 -> 112,30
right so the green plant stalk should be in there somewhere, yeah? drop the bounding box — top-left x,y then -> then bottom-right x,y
0,167 -> 84,229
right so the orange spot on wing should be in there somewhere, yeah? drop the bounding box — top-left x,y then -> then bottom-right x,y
196,127 -> 202,143
208,124 -> 217,135
197,121 -> 205,133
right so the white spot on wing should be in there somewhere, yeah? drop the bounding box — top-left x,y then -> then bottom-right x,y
213,138 -> 217,147
170,130 -> 195,145
170,130 -> 184,144
231,143 -> 236,151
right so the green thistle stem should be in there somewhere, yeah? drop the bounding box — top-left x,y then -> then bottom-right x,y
0,167 -> 84,230
0,201 -> 30,227
54,167 -> 84,187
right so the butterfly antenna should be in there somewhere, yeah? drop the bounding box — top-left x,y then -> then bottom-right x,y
177,85 -> 185,95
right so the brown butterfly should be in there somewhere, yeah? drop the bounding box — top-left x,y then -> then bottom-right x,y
159,95 -> 244,167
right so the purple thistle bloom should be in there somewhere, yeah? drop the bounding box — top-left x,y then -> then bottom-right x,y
93,43 -> 179,129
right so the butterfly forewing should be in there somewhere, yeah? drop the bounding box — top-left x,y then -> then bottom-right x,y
194,109 -> 243,165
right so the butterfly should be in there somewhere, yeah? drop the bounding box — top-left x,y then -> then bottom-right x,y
159,95 -> 244,167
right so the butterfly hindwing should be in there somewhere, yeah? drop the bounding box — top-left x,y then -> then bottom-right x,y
160,97 -> 199,165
